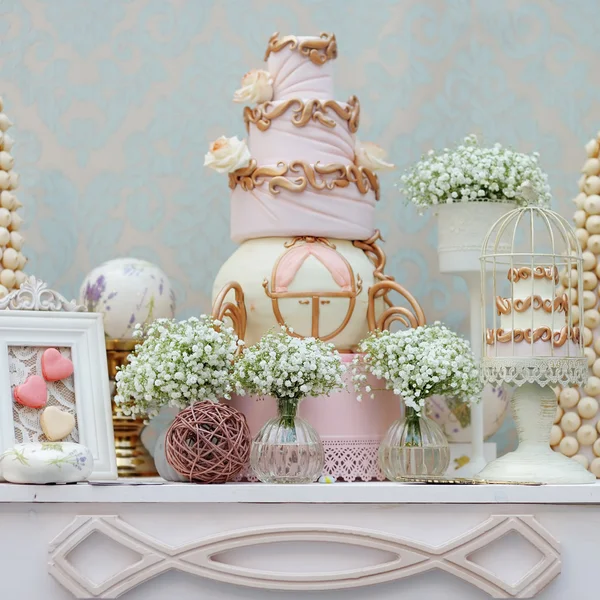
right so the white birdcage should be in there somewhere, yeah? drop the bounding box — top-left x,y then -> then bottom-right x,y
477,201 -> 594,483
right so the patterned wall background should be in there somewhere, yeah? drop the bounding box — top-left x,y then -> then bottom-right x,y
2,0 -> 598,452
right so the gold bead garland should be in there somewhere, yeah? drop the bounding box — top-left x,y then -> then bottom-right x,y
0,97 -> 26,298
555,131 -> 600,476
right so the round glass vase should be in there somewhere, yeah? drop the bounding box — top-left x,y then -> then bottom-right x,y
379,405 -> 450,479
250,398 -> 324,484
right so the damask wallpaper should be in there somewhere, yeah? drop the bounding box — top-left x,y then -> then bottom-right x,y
1,0 -> 598,453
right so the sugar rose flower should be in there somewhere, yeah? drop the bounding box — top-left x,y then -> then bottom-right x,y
355,141 -> 395,171
233,69 -> 273,104
204,136 -> 251,174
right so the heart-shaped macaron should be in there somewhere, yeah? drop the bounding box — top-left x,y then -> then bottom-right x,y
14,375 -> 47,408
41,348 -> 74,382
40,406 -> 76,441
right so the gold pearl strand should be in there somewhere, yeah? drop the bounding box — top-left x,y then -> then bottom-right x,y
553,132 -> 600,477
0,97 -> 26,297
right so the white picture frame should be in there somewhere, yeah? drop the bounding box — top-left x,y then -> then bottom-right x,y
0,280 -> 117,480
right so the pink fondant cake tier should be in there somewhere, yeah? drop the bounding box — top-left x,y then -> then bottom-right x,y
486,339 -> 580,358
247,101 -> 355,165
268,41 -> 334,101
230,175 -> 377,243
231,385 -> 400,439
229,354 -> 401,481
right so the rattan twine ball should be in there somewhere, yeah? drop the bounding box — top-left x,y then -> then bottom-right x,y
165,402 -> 251,483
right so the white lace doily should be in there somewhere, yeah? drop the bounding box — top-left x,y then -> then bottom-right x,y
9,346 -> 79,444
481,357 -> 588,388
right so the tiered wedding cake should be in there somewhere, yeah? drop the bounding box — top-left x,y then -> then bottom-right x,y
207,32 -> 417,350
487,266 -> 579,357
205,33 -> 424,480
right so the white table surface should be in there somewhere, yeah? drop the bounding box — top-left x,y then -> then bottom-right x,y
1,478 -> 599,504
1,480 -> 598,599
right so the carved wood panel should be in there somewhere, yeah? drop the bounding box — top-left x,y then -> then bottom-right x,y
48,514 -> 560,598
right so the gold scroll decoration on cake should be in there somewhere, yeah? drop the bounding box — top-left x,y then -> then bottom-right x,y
367,281 -> 426,332
486,326 -> 581,347
229,159 -> 380,200
496,293 -> 570,315
211,281 -> 247,350
354,230 -> 426,332
244,96 -> 360,133
507,266 -> 559,284
354,231 -> 392,291
264,32 -> 337,65
262,238 -> 362,342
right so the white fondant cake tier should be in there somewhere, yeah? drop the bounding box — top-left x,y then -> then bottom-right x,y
511,277 -> 556,300
247,101 -> 355,165
486,338 -> 580,359
498,295 -> 567,331
230,176 -> 376,243
213,237 -> 384,349
495,265 -> 568,335
268,37 -> 334,101
499,310 -> 562,331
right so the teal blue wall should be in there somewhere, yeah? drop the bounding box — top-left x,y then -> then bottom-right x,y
3,0 -> 599,453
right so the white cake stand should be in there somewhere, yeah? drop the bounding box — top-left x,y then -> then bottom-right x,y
436,202 -> 514,477
478,204 -> 595,484
477,358 -> 594,483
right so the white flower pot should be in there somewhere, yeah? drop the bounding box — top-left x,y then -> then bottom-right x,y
153,418 -> 187,482
436,202 -> 514,273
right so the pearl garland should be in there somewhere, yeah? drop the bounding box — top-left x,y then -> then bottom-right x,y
0,98 -> 26,297
554,131 -> 600,477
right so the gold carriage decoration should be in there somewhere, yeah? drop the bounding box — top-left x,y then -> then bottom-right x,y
211,281 -> 247,351
211,231 -> 425,346
354,231 -> 426,331
261,237 -> 363,341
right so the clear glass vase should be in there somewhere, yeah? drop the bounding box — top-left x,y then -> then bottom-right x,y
250,398 -> 324,484
379,405 -> 450,479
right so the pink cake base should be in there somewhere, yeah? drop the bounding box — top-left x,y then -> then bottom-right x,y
486,340 -> 579,358
230,354 -> 401,481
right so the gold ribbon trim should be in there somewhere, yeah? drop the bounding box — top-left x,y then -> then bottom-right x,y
496,293 -> 569,315
507,266 -> 559,284
229,159 -> 380,200
244,96 -> 360,133
486,326 -> 580,347
264,32 -> 337,65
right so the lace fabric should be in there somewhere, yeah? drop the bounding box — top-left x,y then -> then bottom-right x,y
235,437 -> 386,482
10,346 -> 79,444
481,357 -> 588,388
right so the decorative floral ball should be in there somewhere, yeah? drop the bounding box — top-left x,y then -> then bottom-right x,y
165,403 -> 251,483
79,258 -> 175,339
426,384 -> 512,442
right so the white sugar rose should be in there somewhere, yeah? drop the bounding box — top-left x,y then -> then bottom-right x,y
233,69 -> 274,104
355,141 -> 395,171
204,136 -> 251,174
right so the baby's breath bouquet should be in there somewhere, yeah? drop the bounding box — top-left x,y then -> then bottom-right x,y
235,327 -> 346,484
400,134 -> 551,209
352,323 -> 482,415
115,315 -> 240,418
234,327 -> 345,411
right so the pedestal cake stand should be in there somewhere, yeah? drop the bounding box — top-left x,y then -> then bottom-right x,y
477,205 -> 594,483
